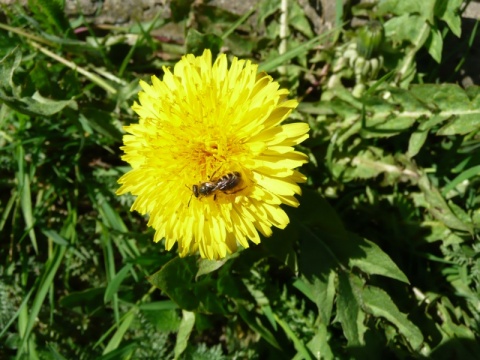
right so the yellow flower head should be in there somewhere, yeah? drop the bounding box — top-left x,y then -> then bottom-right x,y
117,49 -> 309,260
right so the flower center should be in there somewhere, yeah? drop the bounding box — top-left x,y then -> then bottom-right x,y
204,140 -> 219,156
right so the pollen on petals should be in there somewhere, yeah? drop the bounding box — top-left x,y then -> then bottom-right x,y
117,49 -> 310,260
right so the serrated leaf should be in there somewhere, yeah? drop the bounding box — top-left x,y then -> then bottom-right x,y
304,323 -> 333,360
430,329 -> 480,358
0,47 -> 21,95
448,201 -> 473,227
384,14 -> 429,46
422,220 -> 464,246
387,87 -> 432,113
336,273 -> 367,346
362,285 -> 424,350
418,114 -> 447,131
258,0 -> 281,26
435,0 -> 462,37
294,270 -> 336,323
0,50 -> 76,116
289,0 -> 314,38
0,91 -> 76,117
418,174 -> 473,233
411,84 -> 469,111
30,0 -> 71,34
364,115 -> 417,136
343,147 -> 396,180
437,113 -> 480,135
349,236 -> 409,284
377,0 -> 436,23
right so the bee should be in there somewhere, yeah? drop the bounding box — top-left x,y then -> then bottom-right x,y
188,171 -> 243,206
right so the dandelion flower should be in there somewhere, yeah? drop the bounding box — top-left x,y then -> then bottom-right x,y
117,49 -> 309,260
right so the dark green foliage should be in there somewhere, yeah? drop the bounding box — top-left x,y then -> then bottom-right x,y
1,0 -> 479,359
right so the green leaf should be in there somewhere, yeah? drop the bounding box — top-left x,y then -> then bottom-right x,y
79,108 -> 123,141
28,0 -> 71,35
303,324 -> 333,360
238,306 -> 282,350
142,308 -> 181,333
437,114 -> 480,135
407,129 -> 428,158
336,273 -> 367,346
185,29 -> 223,57
0,49 -> 76,116
195,280 -> 229,315
275,314 -> 313,360
147,257 -> 199,311
364,115 -> 417,137
442,165 -> 480,196
418,114 -> 449,131
377,0 -> 436,22
0,47 -> 22,95
41,229 -> 69,247
294,270 -> 336,323
17,156 -> 38,253
1,91 -> 77,116
0,50 -> 76,115
174,310 -> 195,360
293,189 -> 408,284
384,14 -> 428,46
289,0 -> 314,38
102,311 -> 136,355
196,258 -> 229,279
170,0 -> 195,22
259,33 -> 332,72
435,0 -> 463,37
257,0 -> 281,26
418,174 -> 473,233
19,244 -> 67,353
362,285 -> 424,350
138,300 -> 179,311
104,264 -> 133,303
426,25 -> 443,63
96,342 -> 139,360
349,236 -> 410,284
422,221 -> 464,246
60,287 -> 105,309
411,83 -> 469,111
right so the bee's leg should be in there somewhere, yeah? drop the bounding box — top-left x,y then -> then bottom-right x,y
208,163 -> 225,180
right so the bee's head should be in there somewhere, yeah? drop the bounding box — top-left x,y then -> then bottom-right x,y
192,184 -> 200,198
